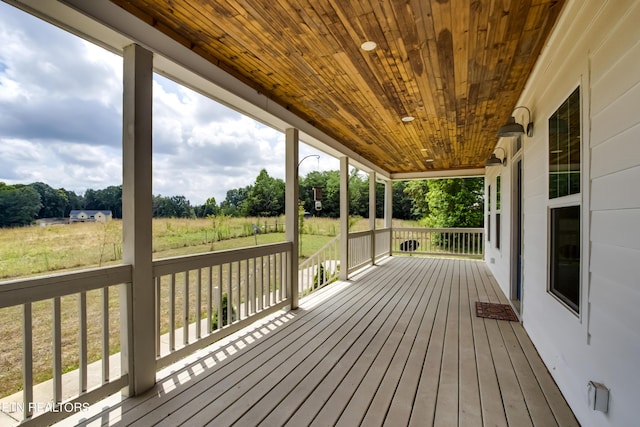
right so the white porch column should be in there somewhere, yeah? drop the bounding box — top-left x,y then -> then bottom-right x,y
384,180 -> 393,229
340,157 -> 349,280
384,180 -> 393,255
285,128 -> 299,309
121,44 -> 155,396
369,171 -> 376,265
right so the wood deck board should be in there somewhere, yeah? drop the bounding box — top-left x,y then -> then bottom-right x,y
310,258 -> 435,426
467,261 -> 509,427
226,258 -> 428,426
333,258 -> 442,426
157,259 -> 411,426
56,257 -> 576,427
458,260 -> 483,426
408,259 -> 453,426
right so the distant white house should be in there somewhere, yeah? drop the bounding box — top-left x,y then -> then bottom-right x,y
69,210 -> 113,223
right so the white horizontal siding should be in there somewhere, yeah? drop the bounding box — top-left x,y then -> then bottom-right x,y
591,166 -> 640,211
589,271 -> 640,344
591,124 -> 640,179
591,82 -> 640,146
587,2 -> 640,426
591,209 -> 640,250
496,0 -> 640,426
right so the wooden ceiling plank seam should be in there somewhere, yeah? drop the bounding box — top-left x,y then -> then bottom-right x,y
167,2 -> 289,91
468,0 -> 498,161
220,0 -> 358,112
430,0 -> 457,168
351,2 -> 416,122
379,0 -> 437,170
407,0 -> 449,160
465,0 -> 488,160
322,43 -> 408,152
209,1 -> 328,90
374,1 -> 430,170
407,0 -> 450,168
307,1 -> 405,133
477,0 -> 518,152
452,0 -> 471,164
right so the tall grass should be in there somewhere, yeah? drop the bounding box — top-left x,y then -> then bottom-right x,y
0,216 -> 407,280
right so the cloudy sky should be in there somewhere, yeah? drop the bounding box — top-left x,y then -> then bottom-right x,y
0,2 -> 338,205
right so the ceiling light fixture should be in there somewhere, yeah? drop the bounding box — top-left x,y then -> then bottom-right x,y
401,116 -> 415,123
360,41 -> 377,51
485,147 -> 507,167
497,106 -> 534,138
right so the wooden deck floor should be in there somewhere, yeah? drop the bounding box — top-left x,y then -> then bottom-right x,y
58,257 -> 578,426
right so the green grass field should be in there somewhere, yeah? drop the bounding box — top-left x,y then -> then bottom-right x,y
0,216 -> 348,280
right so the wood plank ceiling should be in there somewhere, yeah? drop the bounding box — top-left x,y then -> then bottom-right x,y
110,0 -> 566,176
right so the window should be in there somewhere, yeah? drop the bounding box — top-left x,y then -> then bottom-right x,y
496,176 -> 501,250
549,87 -> 581,199
513,134 -> 523,154
548,87 -> 581,314
550,206 -> 580,312
487,185 -> 491,242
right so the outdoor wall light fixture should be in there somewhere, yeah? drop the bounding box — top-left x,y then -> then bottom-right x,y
485,147 -> 507,167
497,106 -> 534,138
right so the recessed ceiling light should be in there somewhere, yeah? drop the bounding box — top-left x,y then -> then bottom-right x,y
425,159 -> 434,163
361,41 -> 377,51
402,116 -> 415,123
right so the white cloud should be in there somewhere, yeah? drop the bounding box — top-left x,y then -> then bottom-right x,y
0,2 -> 337,206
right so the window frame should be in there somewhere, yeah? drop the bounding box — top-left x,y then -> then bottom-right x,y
487,184 -> 491,243
496,175 -> 502,251
547,86 -> 582,316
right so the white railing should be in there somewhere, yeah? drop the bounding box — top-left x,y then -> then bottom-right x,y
152,242 -> 292,368
348,230 -> 373,273
345,228 -> 392,274
0,265 -> 131,426
299,235 -> 340,297
392,228 -> 484,258
374,228 -> 392,260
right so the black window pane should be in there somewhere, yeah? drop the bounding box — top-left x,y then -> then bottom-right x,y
496,213 -> 501,250
496,176 -> 501,211
549,87 -> 581,199
550,206 -> 580,313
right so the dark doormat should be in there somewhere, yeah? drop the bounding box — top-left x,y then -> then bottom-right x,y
475,302 -> 519,322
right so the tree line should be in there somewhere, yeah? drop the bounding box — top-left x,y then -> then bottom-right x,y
0,171 -> 484,228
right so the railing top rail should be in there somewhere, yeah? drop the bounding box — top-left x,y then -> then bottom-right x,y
0,264 -> 132,308
392,227 -> 484,233
347,229 -> 373,239
374,227 -> 391,233
153,241 -> 293,277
